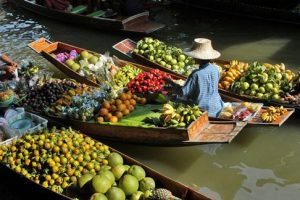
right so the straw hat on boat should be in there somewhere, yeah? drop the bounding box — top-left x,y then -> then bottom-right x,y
184,38 -> 221,60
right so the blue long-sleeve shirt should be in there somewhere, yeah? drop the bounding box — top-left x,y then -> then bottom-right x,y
181,63 -> 224,117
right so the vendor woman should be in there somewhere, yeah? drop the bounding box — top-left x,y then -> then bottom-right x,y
165,38 -> 224,117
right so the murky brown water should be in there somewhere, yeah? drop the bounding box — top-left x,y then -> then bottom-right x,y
0,3 -> 300,200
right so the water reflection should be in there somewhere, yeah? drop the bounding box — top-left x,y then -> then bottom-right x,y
232,163 -> 300,200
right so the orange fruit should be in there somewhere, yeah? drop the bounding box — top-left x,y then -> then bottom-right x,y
115,111 -> 123,119
128,105 -> 134,112
126,91 -> 132,99
124,100 -> 131,107
116,99 -> 122,105
99,108 -> 109,116
111,105 -> 117,112
109,116 -> 118,123
120,93 -> 127,101
122,109 -> 130,116
117,104 -> 126,112
129,99 -> 136,106
97,117 -> 104,123
110,99 -> 116,105
105,113 -> 113,122
102,101 -> 111,109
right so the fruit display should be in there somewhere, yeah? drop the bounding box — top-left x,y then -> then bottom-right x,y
218,60 -> 249,90
0,89 -> 15,102
231,62 -> 295,101
0,127 -> 111,193
19,79 -> 79,112
144,102 -> 203,128
260,106 -> 288,122
218,102 -> 261,121
97,91 -> 146,123
49,86 -> 109,121
109,64 -> 143,93
127,69 -> 172,94
0,127 -> 180,200
55,49 -> 119,84
134,37 -> 197,76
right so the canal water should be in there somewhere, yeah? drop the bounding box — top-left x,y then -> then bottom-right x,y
1,3 -> 300,200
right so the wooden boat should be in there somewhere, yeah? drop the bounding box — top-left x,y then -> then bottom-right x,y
173,0 -> 300,25
13,0 -> 165,34
0,135 -> 212,200
28,38 -> 183,88
209,106 -> 295,127
32,110 -> 246,145
131,52 -> 300,112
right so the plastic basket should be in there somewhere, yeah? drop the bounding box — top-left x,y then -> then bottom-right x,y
3,109 -> 48,139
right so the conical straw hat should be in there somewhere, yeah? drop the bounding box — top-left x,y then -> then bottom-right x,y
183,38 -> 221,60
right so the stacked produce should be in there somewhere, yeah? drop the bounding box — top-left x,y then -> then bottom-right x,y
55,49 -> 118,84
0,127 -> 111,193
97,91 -> 146,123
0,127 -> 180,199
231,62 -> 295,101
49,86 -> 109,121
218,102 -> 260,121
260,106 -> 288,122
109,64 -> 143,93
20,79 -> 79,112
218,60 -> 249,90
134,37 -> 196,76
127,69 -> 172,94
159,103 -> 203,128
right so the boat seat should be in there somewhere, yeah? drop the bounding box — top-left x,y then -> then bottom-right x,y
70,5 -> 88,14
87,10 -> 106,18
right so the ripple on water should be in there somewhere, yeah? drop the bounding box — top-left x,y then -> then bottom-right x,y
0,7 -> 50,66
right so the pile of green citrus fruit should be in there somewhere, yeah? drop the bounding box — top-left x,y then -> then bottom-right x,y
134,37 -> 196,76
231,62 -> 295,101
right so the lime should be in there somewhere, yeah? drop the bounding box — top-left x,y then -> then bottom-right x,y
118,174 -> 139,195
258,86 -> 265,93
128,165 -> 146,181
256,93 -> 263,99
275,73 -> 282,80
272,94 -> 280,101
266,83 -> 273,91
80,50 -> 91,59
250,90 -> 256,96
165,55 -> 172,61
171,59 -> 177,65
106,187 -> 126,200
88,56 -> 99,65
178,54 -> 186,61
90,193 -> 108,200
108,153 -> 123,167
99,170 -> 115,186
139,177 -> 155,192
71,63 -> 81,72
241,82 -> 250,91
178,61 -> 185,68
91,175 -> 111,193
112,165 -> 127,180
250,83 -> 259,91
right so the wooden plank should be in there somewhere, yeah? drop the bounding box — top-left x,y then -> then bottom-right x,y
28,38 -> 52,53
249,107 -> 295,126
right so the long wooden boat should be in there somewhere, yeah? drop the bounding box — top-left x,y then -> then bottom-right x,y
33,111 -> 247,146
13,0 -> 165,34
0,135 -> 212,200
28,38 -> 183,88
173,0 -> 300,25
131,52 -> 300,111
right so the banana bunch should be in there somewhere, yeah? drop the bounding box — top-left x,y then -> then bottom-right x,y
160,103 -> 203,128
261,106 -> 287,122
110,65 -> 142,92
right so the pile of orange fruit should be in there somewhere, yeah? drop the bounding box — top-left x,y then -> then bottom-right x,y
97,91 -> 147,123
